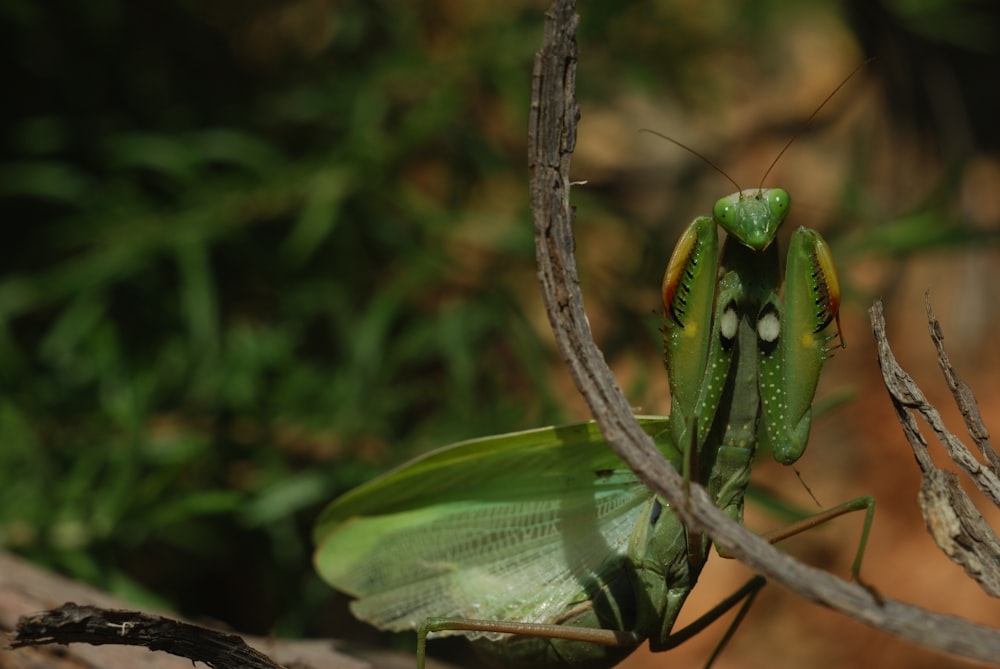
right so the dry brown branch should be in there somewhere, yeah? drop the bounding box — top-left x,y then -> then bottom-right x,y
0,550 -> 447,669
529,0 -> 1000,663
871,298 -> 1000,598
11,603 -> 285,669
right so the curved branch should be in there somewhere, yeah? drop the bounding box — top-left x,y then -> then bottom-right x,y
527,0 -> 1000,663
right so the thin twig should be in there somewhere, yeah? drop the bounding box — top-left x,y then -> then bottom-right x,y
926,293 -> 1000,477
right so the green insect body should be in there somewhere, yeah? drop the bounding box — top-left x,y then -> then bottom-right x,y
313,187 -> 853,669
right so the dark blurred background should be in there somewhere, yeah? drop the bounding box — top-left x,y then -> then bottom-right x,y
2,2 -> 1000,668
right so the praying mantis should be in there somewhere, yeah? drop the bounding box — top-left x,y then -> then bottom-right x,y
313,87 -> 876,669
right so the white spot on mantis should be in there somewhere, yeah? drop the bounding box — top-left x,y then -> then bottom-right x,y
719,303 -> 738,342
757,310 -> 780,345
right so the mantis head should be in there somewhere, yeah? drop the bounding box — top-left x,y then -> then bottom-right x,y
712,188 -> 790,253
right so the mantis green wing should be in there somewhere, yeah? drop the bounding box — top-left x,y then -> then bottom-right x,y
314,418 -> 675,641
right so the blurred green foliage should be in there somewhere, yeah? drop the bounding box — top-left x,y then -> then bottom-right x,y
0,1 -> 565,634
2,0 -> 999,645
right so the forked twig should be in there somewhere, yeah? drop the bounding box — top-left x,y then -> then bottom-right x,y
871,298 -> 1000,597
